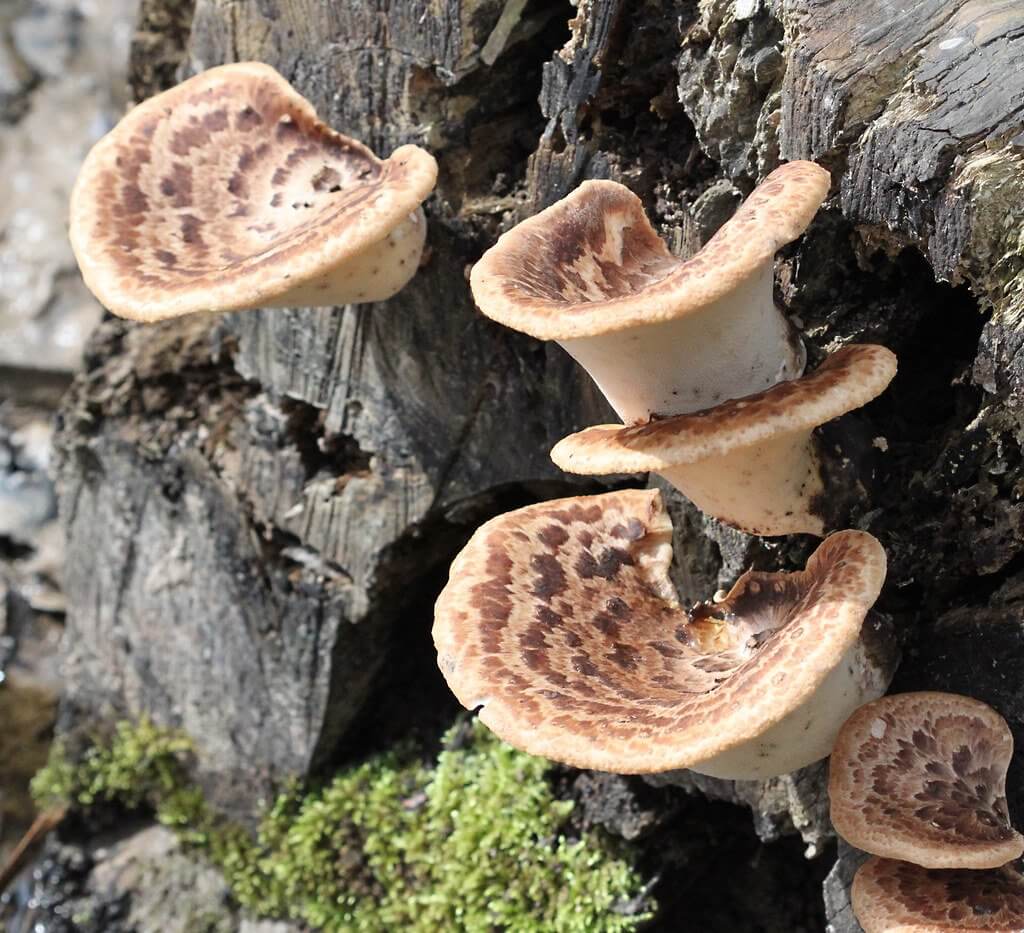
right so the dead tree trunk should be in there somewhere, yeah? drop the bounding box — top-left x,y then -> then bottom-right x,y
53,0 -> 1024,928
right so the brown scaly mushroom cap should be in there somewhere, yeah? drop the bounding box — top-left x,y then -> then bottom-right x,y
433,488 -> 892,779
852,857 -> 1024,933
551,344 -> 897,536
830,692 -> 1024,870
470,161 -> 830,424
69,62 -> 438,321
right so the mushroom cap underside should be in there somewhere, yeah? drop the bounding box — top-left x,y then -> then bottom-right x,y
470,160 -> 830,340
70,61 -> 438,321
830,692 -> 1024,869
551,344 -> 896,473
432,488 -> 886,773
852,857 -> 1024,933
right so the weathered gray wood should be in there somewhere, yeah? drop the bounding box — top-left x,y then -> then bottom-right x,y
129,0 -> 195,100
648,759 -> 833,853
824,840 -> 870,933
57,318 -> 390,812
782,1 -> 1024,315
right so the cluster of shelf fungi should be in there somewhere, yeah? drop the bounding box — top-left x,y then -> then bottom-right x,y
61,62 -> 1024,930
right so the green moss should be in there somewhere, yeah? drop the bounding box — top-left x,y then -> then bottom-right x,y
32,717 -> 193,810
33,718 -> 653,932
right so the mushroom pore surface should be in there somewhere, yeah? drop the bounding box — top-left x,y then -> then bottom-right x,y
432,488 -> 887,777
852,857 -> 1024,933
69,62 -> 437,321
829,692 -> 1024,869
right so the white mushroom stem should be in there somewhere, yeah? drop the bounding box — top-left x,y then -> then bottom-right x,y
263,207 -> 427,307
558,262 -> 804,425
689,636 -> 890,781
658,430 -> 824,537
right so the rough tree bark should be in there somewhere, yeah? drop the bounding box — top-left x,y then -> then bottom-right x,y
46,0 -> 1024,930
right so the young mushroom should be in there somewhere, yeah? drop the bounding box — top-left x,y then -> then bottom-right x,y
829,692 -> 1024,870
852,857 -> 1024,933
551,344 -> 897,536
69,62 -> 438,321
433,488 -> 895,780
470,161 -> 830,424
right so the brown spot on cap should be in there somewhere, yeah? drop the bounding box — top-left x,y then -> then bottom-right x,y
831,692 -> 1024,870
852,857 -> 1024,932
432,488 -> 886,773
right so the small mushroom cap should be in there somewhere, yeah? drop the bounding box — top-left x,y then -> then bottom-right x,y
852,857 -> 1024,933
829,692 -> 1024,869
70,62 -> 437,321
470,161 -> 829,340
551,344 -> 896,473
432,488 -> 886,773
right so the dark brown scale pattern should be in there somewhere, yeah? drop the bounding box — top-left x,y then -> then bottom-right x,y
434,489 -> 881,766
856,858 -> 1024,930
87,72 -> 411,294
493,190 -> 677,304
492,161 -> 827,307
842,702 -> 1016,847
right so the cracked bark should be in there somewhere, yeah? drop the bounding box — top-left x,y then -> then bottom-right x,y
52,0 -> 1024,928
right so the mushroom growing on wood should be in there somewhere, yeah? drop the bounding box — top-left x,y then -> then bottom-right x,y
433,488 -> 894,780
829,692 -> 1024,870
69,62 -> 437,321
551,344 -> 897,536
470,161 -> 830,424
852,857 -> 1024,933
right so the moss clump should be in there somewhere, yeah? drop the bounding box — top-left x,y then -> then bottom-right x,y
33,718 -> 652,932
32,717 -> 192,810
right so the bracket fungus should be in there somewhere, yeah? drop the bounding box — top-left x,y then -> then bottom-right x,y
470,161 -> 830,424
829,692 -> 1024,870
852,857 -> 1024,933
433,488 -> 894,780
69,62 -> 438,321
551,344 -> 897,536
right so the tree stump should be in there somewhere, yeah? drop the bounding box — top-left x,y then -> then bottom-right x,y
53,0 -> 1024,926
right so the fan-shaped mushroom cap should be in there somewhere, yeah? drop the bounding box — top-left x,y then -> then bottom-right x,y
433,488 -> 892,779
852,857 -> 1024,933
470,161 -> 829,424
69,62 -> 437,321
829,692 -> 1024,870
551,344 -> 897,536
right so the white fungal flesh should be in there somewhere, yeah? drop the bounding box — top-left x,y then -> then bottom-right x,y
263,207 -> 427,307
557,262 -> 804,424
689,637 -> 891,780
659,430 -> 825,536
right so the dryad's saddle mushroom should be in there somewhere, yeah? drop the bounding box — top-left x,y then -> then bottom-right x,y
551,345 -> 897,536
470,161 -> 830,424
433,488 -> 894,780
69,62 -> 438,321
852,858 -> 1024,933
830,692 -> 1024,870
